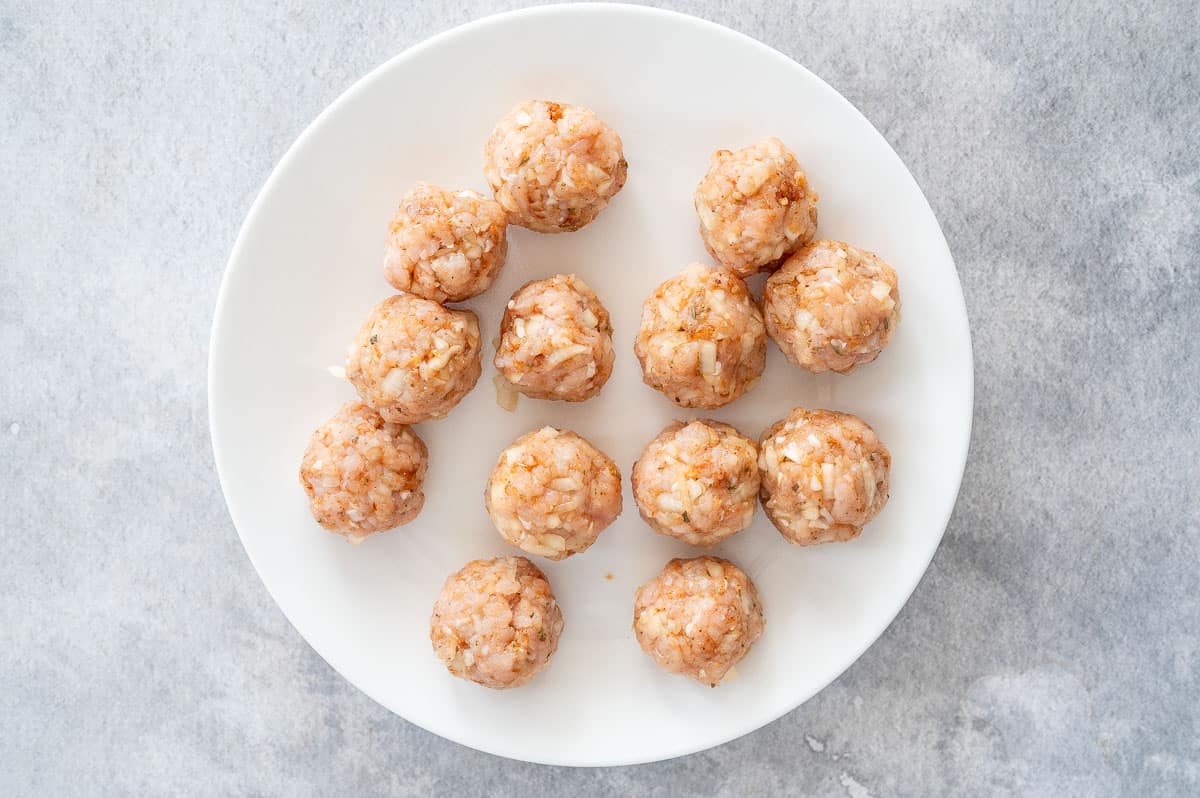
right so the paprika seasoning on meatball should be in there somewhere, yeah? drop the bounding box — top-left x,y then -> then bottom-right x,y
298,401 -> 427,541
345,293 -> 482,424
484,100 -> 627,233
758,406 -> 891,545
694,137 -> 818,276
430,556 -> 564,689
383,183 -> 508,303
486,427 -> 622,560
633,556 -> 765,686
494,274 -> 614,402
634,263 -> 766,408
763,240 -> 900,374
632,419 -> 759,547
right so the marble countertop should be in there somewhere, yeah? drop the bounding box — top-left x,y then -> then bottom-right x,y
3,1 -> 1197,795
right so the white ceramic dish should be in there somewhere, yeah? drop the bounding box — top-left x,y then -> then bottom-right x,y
209,3 -> 972,766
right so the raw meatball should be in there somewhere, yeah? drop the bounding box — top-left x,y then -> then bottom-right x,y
759,407 -> 890,545
633,556 -> 764,686
298,401 -> 427,541
494,274 -> 614,402
632,420 -> 760,547
430,556 -> 564,689
345,293 -> 482,424
634,263 -> 766,408
484,100 -> 628,233
694,137 -> 819,276
763,240 -> 900,374
485,427 -> 622,560
383,183 -> 508,303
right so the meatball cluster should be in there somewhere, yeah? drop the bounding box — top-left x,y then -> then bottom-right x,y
694,137 -> 818,276
763,240 -> 900,374
759,407 -> 891,545
430,556 -> 564,689
494,274 -> 614,402
345,293 -> 482,424
291,105 -> 921,696
634,263 -> 766,408
298,402 -> 427,541
633,556 -> 765,686
383,183 -> 508,303
484,100 -> 628,233
486,427 -> 622,560
632,419 -> 759,547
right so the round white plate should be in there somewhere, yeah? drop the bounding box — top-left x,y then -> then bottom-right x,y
209,4 -> 972,767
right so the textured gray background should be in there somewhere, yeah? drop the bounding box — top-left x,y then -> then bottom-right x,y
2,0 -> 1198,795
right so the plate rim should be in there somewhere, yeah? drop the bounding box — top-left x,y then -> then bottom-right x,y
208,1 -> 974,766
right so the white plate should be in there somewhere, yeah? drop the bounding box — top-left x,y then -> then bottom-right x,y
209,4 -> 972,767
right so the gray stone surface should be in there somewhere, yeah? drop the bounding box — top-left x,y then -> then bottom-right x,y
2,0 -> 1197,794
